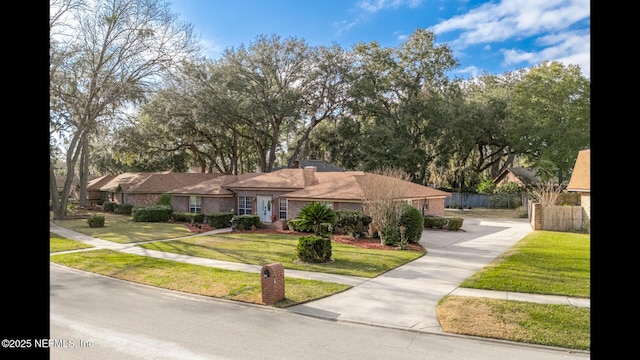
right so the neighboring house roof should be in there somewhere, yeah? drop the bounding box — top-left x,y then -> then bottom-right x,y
493,167 -> 539,187
566,149 -> 590,192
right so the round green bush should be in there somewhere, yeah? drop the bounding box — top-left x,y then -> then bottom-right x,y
296,235 -> 332,263
87,215 -> 105,228
398,204 -> 424,243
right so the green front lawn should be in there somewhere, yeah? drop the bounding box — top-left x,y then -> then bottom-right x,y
50,211 -> 590,351
138,232 -> 424,278
50,232 -> 94,253
438,230 -> 590,351
459,230 -> 590,297
50,249 -> 349,307
51,211 -> 195,243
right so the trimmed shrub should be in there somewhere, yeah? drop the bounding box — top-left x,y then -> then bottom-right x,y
423,217 -> 464,231
171,212 -> 204,223
205,212 -> 234,229
131,205 -> 173,222
87,215 -> 105,228
334,210 -> 372,237
380,225 -> 399,246
114,204 -> 134,215
103,201 -> 115,212
424,217 -> 449,229
296,235 -> 332,263
446,217 -> 464,231
233,214 -> 261,230
398,205 -> 424,243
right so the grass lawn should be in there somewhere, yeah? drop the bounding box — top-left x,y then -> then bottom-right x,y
50,211 -> 193,243
50,209 -> 590,350
459,230 -> 590,297
50,232 -> 94,253
50,249 -> 350,308
138,232 -> 424,278
436,230 -> 590,351
437,295 -> 590,350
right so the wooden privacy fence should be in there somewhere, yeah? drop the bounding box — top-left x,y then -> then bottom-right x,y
528,203 -> 589,233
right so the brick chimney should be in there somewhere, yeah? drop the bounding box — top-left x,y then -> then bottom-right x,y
303,166 -> 318,186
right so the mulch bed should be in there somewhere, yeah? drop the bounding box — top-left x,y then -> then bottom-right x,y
183,223 -> 216,233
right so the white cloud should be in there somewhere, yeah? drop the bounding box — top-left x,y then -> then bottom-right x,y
455,65 -> 479,78
201,39 -> 224,60
501,30 -> 590,78
336,0 -> 425,37
431,0 -> 589,46
357,0 -> 424,13
430,0 -> 589,78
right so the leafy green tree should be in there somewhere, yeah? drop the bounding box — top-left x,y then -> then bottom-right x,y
293,202 -> 337,236
506,61 -> 590,183
476,179 -> 497,194
346,29 -> 459,183
49,0 -> 200,219
218,35 -> 353,172
495,181 -> 522,194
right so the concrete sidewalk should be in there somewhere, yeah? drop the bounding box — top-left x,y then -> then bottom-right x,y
49,218 -> 589,334
289,218 -> 589,333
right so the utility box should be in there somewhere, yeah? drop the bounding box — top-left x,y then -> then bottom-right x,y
261,263 -> 285,305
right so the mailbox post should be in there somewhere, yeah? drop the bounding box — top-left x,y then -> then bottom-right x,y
261,263 -> 285,305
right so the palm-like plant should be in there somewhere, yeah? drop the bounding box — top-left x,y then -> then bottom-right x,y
295,202 -> 337,236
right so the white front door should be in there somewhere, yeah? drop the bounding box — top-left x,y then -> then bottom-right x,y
257,196 -> 272,223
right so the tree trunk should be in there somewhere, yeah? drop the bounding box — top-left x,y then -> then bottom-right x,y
78,136 -> 90,207
50,163 -> 66,220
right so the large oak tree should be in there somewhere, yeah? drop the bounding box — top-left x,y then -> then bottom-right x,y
50,0 -> 200,219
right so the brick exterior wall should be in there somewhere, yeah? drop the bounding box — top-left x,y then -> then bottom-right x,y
125,193 -> 160,206
419,198 -> 445,217
172,196 -> 236,214
171,196 -> 188,212
529,203 -> 543,230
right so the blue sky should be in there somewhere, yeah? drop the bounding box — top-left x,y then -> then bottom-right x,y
169,0 -> 590,80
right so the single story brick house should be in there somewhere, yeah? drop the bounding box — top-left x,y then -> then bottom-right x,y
87,167 -> 451,227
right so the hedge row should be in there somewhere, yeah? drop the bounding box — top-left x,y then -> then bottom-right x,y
424,217 -> 463,230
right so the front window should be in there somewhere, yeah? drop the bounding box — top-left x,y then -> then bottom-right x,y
279,198 -> 287,219
189,196 -> 201,213
238,196 -> 253,215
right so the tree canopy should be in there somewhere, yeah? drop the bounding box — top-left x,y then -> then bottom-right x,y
50,2 -> 590,212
